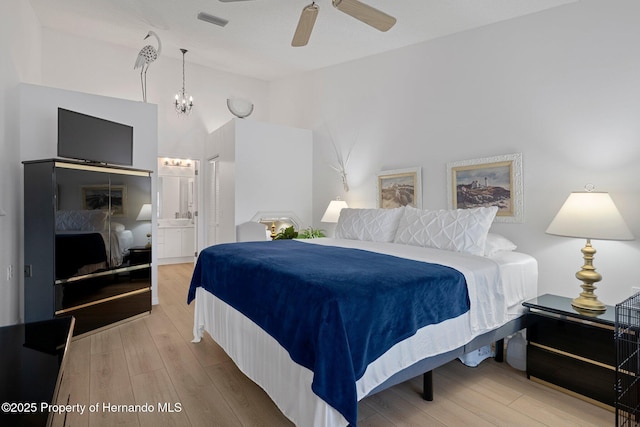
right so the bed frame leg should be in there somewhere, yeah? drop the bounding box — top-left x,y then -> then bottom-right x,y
422,370 -> 433,401
494,338 -> 504,362
421,338 -> 505,402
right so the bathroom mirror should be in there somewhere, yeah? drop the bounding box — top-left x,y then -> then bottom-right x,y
157,158 -> 197,221
158,176 -> 194,219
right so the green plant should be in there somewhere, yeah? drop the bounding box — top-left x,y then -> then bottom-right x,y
273,225 -> 298,240
298,227 -> 326,239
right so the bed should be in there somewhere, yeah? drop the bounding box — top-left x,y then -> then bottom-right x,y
188,206 -> 538,426
55,210 -> 134,279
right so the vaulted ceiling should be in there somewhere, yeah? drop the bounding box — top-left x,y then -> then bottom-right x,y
28,0 -> 577,81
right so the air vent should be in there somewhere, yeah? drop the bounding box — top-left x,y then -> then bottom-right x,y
197,12 -> 229,27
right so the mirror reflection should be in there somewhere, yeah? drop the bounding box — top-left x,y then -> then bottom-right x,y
157,158 -> 196,222
158,176 -> 194,220
54,167 -> 151,279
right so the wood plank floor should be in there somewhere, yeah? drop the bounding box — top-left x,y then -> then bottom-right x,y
56,263 -> 614,426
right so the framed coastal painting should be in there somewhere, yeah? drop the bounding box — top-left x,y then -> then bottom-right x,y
447,153 -> 523,223
377,167 -> 422,209
82,185 -> 127,216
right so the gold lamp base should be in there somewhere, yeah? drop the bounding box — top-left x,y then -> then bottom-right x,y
571,239 -> 606,315
571,295 -> 606,315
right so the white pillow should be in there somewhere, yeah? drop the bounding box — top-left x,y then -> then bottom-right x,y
335,207 -> 405,243
393,206 -> 498,256
56,210 -> 108,231
110,222 -> 126,232
484,233 -> 517,257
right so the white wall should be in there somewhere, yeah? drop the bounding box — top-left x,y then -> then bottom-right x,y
207,118 -> 313,244
235,119 -> 312,227
0,2 -> 42,326
269,0 -> 640,306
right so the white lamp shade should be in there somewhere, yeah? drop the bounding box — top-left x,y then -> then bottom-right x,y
136,203 -> 153,221
321,200 -> 348,223
546,192 -> 634,241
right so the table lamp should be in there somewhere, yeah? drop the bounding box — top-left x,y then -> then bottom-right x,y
136,203 -> 153,248
321,199 -> 348,223
546,187 -> 634,314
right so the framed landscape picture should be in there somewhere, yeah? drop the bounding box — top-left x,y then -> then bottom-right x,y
377,167 -> 422,209
447,153 -> 523,223
82,185 -> 127,216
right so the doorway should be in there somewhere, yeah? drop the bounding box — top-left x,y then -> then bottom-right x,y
156,157 -> 199,264
205,156 -> 219,247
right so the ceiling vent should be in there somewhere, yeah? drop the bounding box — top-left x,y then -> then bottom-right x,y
197,12 -> 229,27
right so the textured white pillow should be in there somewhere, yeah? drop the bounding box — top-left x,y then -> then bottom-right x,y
335,207 -> 405,242
56,210 -> 108,231
484,233 -> 517,257
110,222 -> 126,232
393,206 -> 498,256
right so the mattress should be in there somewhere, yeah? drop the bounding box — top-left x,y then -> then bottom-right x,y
55,229 -> 134,278
192,238 -> 538,426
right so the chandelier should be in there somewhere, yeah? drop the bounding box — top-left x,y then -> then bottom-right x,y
174,48 -> 194,115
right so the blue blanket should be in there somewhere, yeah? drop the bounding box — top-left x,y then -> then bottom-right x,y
188,240 -> 469,425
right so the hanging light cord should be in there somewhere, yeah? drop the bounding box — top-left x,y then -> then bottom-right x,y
181,49 -> 186,95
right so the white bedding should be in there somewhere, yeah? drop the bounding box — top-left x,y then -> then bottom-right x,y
115,229 -> 134,259
192,238 -> 537,426
56,229 -> 134,268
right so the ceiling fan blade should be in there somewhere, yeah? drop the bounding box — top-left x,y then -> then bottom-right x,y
332,0 -> 396,32
292,3 -> 319,47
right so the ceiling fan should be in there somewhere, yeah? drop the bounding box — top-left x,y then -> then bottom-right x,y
219,0 -> 397,47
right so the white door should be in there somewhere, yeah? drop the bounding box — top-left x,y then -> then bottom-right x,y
190,160 -> 199,258
206,156 -> 219,247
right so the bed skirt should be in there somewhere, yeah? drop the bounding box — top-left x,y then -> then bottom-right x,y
192,286 -> 524,426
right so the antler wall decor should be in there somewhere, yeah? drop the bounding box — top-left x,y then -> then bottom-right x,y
326,127 -> 355,193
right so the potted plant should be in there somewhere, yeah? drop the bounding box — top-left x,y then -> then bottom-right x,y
273,226 -> 298,240
273,226 -> 326,239
298,227 -> 326,239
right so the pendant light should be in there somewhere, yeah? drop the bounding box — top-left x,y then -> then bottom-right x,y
174,48 -> 194,115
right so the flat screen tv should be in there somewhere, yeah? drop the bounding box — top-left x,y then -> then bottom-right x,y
57,108 -> 133,166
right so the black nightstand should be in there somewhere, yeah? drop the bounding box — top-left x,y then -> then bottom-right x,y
129,246 -> 151,264
128,246 -> 151,279
523,294 -> 615,410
